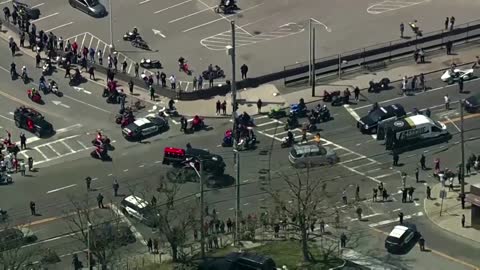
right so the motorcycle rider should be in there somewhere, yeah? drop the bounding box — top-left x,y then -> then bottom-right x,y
132,27 -> 138,36
39,75 -> 46,84
285,131 -> 294,145
95,144 -> 105,159
192,115 -> 202,129
30,87 -> 37,97
168,99 -> 175,111
298,98 -> 306,111
180,116 -> 187,132
178,57 -> 186,71
96,131 -> 103,146
21,66 -> 27,79
49,79 -> 57,92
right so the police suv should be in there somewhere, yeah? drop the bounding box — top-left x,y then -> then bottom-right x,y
357,104 -> 406,134
377,114 -> 449,150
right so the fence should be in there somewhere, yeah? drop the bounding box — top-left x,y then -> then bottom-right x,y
284,19 -> 480,86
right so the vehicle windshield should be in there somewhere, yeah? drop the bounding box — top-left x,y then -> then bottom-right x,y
385,236 -> 401,245
368,110 -> 385,121
86,0 -> 99,6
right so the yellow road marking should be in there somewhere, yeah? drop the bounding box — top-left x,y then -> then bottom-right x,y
370,227 -> 480,270
441,113 -> 480,124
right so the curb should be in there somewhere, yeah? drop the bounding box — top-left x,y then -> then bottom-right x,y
423,183 -> 480,245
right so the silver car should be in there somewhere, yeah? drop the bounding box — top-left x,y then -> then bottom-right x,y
288,144 -> 338,168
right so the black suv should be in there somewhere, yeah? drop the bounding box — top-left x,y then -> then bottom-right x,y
14,107 -> 54,137
357,104 -> 406,134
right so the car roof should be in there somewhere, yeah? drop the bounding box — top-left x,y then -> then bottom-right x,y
123,195 -> 149,209
133,118 -> 152,127
382,104 -> 404,114
293,144 -> 323,155
405,114 -> 434,127
388,225 -> 409,238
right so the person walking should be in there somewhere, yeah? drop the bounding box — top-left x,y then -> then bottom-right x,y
85,176 -> 92,191
134,62 -> 139,77
419,48 -> 425,63
398,212 -> 404,224
319,220 -> 325,233
169,74 -> 176,89
400,22 -> 404,38
372,188 -> 378,202
401,172 -> 407,188
19,161 -> 26,176
340,233 -> 347,248
27,157 -> 34,171
420,154 -> 427,170
426,186 -> 432,199
418,236 -> 425,251
153,239 -> 159,253
444,94 -> 450,110
216,100 -> 221,115
240,64 -> 248,79
458,78 -> 464,93
355,185 -> 360,201
461,214 -> 466,228
147,238 -> 153,253
160,72 -> 167,87
113,179 -> 119,197
356,207 -> 363,221
221,100 -> 227,115
415,167 -> 419,183
88,66 -> 95,80
35,53 -> 41,68
444,17 -> 449,30
446,40 -> 453,55
209,72 -> 214,88
192,75 -> 198,90
393,151 -> 399,166
30,201 -> 36,215
97,193 -> 104,209
257,99 -> 263,113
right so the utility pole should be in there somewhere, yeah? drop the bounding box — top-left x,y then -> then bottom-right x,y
108,0 -> 114,49
308,19 -> 312,86
460,100 -> 465,195
228,20 -> 241,245
199,160 -> 206,259
87,222 -> 91,269
311,27 -> 316,97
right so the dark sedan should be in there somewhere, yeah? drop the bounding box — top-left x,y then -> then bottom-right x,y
122,116 -> 168,141
68,0 -> 107,17
357,104 -> 406,134
13,107 -> 54,137
464,93 -> 480,113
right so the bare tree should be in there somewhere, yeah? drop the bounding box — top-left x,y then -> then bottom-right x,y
266,168 -> 338,264
0,222 -> 41,270
63,194 -> 130,270
148,177 -> 198,262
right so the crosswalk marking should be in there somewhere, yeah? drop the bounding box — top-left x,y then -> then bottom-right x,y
367,0 -> 428,14
47,145 -> 61,156
62,141 -> 76,154
34,147 -> 48,160
369,212 -> 423,227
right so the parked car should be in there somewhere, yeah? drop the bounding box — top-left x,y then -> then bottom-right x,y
464,93 -> 480,113
122,115 -> 169,141
288,144 -> 338,168
385,224 -> 417,253
357,104 -> 406,134
440,68 -> 474,84
68,0 -> 107,17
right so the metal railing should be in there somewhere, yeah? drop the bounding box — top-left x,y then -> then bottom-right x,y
284,19 -> 480,86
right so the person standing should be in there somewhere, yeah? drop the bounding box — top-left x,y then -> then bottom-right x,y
342,189 -> 348,204
20,133 -> 27,150
134,62 -> 139,77
415,167 -> 419,183
128,79 -> 134,95
19,161 -> 26,176
444,94 -> 450,110
192,75 -> 198,90
426,186 -> 432,199
160,72 -> 167,87
216,100 -> 221,115
393,152 -> 399,166
85,176 -> 92,191
153,239 -> 159,253
420,154 -> 426,170
149,85 -> 155,101
30,201 -> 36,216
340,233 -> 347,248
400,22 -> 404,38
450,16 -> 455,31
221,100 -> 227,115
197,74 -> 203,90
372,188 -> 378,202
209,72 -> 214,88
446,41 -> 453,55
113,179 -> 119,197
461,214 -> 465,228
444,17 -> 449,30
458,78 -> 464,93
27,157 -> 33,171
88,66 -> 95,80
257,99 -> 263,113
354,86 -> 360,101
169,74 -> 176,89
418,236 -> 425,251
147,238 -> 153,253
355,185 -> 360,201
240,64 -> 248,79
97,193 -> 104,209
398,212 -> 404,224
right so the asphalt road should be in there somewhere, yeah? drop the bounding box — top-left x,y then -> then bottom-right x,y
4,0 -> 480,85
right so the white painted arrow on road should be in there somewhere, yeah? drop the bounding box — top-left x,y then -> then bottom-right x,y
52,100 -> 70,108
73,86 -> 92,94
152,29 -> 166,38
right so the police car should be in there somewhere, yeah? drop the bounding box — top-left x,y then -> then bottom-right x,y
357,104 -> 405,134
385,224 -> 417,253
13,107 -> 54,137
120,195 -> 157,227
122,115 -> 168,141
464,93 -> 480,113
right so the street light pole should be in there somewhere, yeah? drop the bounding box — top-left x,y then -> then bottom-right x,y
108,0 -> 114,48
460,100 -> 466,195
234,151 -> 240,245
308,19 -> 312,86
198,161 -> 205,259
87,222 -> 91,269
311,27 -> 316,97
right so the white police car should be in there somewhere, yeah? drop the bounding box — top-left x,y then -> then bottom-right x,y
385,224 -> 417,253
120,195 -> 157,227
122,115 -> 168,141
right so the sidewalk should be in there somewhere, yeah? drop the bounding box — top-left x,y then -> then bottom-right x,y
424,173 -> 480,243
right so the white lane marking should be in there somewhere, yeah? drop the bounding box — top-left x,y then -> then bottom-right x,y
0,115 -> 13,122
344,104 -> 361,121
369,212 -> 423,227
354,77 -> 480,111
184,3 -> 263,33
373,172 -> 399,179
108,173 -> 113,176
367,0 -> 428,14
139,0 -> 151,4
46,184 -> 77,194
139,164 -> 145,167
351,161 -> 377,169
63,95 -> 111,113
123,169 -> 129,172
154,0 -> 192,14
31,3 -> 45,8
31,12 -> 59,23
110,204 -> 147,245
444,116 -> 461,132
366,168 -> 381,173
254,115 -> 268,120
47,144 -> 61,156
349,213 -> 382,221
309,18 -> 332,32
76,140 -> 88,150
56,123 -> 82,134
0,0 -> 11,4
169,5 -> 215,23
414,200 -> 420,206
61,141 -> 76,154
155,160 -> 162,163
392,208 -> 401,212
152,28 -> 166,38
45,22 -> 74,32
256,120 -> 279,127
34,147 -> 49,160
23,232 -> 80,247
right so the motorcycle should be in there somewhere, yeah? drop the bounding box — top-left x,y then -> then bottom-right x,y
284,116 -> 299,131
179,61 -> 192,75
131,38 -> 149,50
21,71 -> 29,84
237,136 -> 256,151
116,115 -> 135,128
202,66 -> 225,80
42,62 -> 53,75
102,88 -> 110,98
140,58 -> 162,69
91,147 -> 111,161
106,93 -> 123,104
39,81 -> 49,94
268,108 -> 287,119
158,106 -> 179,117
281,137 -> 294,148
323,90 -> 340,102
92,136 -> 112,150
214,4 -> 235,14
190,117 -> 205,132
123,31 -> 139,41
409,21 -> 423,37
290,104 -> 308,118
221,130 -> 233,147
49,83 -> 62,97
27,89 -> 43,104
69,72 -> 84,86
368,78 -> 390,93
